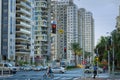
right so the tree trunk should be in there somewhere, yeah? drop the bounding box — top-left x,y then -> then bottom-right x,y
75,53 -> 77,67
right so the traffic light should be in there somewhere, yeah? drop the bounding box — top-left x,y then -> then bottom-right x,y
107,37 -> 112,50
95,57 -> 99,62
52,24 -> 56,33
64,47 -> 66,52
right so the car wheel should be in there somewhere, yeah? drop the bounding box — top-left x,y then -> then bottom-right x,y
60,71 -> 64,73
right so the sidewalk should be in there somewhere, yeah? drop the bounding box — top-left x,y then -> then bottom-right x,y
74,73 -> 120,80
0,74 -> 13,77
74,77 -> 120,80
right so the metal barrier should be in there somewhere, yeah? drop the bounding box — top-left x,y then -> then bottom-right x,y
0,67 -> 12,76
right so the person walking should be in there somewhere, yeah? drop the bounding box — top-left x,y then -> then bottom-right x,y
103,66 -> 106,73
93,65 -> 97,79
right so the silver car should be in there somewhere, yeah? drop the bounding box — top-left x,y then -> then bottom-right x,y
51,67 -> 66,73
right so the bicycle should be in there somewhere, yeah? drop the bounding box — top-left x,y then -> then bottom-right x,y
43,73 -> 54,80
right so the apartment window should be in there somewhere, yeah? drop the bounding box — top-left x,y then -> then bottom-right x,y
10,0 -> 12,12
10,17 -> 12,34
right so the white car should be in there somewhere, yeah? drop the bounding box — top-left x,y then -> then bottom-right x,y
84,66 -> 103,73
33,66 -> 43,71
23,66 -> 32,71
51,67 -> 66,73
0,63 -> 17,74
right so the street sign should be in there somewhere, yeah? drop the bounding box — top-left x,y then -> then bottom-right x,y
58,29 -> 64,34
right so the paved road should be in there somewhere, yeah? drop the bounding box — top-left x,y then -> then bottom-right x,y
0,69 -> 82,80
0,68 -> 120,80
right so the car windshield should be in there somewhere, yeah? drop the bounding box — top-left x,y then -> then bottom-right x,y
8,64 -> 13,67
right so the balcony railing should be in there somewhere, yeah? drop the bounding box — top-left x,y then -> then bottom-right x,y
16,8 -> 31,16
16,15 -> 31,22
16,1 -> 31,10
16,21 -> 31,28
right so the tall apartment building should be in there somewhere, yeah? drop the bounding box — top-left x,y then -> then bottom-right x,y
66,2 -> 78,65
116,6 -> 120,30
0,0 -> 16,61
51,0 -> 57,61
34,0 -> 51,64
53,0 -> 78,65
78,8 -> 94,63
55,0 -> 71,61
16,0 -> 32,63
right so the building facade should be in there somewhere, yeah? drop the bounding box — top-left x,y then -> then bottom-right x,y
34,0 -> 51,65
15,0 -> 32,63
78,8 -> 94,64
66,2 -> 78,65
0,0 -> 16,61
55,0 -> 71,61
116,6 -> 120,30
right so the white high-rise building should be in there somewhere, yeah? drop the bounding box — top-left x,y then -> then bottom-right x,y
78,8 -> 94,63
34,0 -> 51,64
0,0 -> 16,61
67,3 -> 78,65
54,0 -> 78,65
16,0 -> 32,63
116,6 -> 120,30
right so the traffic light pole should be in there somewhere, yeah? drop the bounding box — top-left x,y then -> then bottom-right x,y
112,43 -> 115,79
108,50 -> 110,76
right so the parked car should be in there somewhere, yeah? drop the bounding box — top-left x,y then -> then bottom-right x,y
84,66 -> 103,73
51,67 -> 66,73
0,62 -> 17,74
43,66 -> 48,70
23,66 -> 32,71
33,66 -> 43,71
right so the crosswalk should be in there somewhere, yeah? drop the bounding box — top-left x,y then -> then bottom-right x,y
0,76 -> 80,80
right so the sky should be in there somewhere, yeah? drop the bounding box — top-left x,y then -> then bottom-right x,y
74,0 -> 120,46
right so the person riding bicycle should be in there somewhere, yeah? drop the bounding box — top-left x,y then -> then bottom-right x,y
47,66 -> 53,77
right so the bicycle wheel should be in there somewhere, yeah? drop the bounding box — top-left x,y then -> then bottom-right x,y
50,73 -> 54,79
43,74 -> 47,80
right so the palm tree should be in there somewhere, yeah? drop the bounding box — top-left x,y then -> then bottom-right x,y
95,36 -> 109,62
76,48 -> 82,64
111,30 -> 120,68
71,42 -> 82,66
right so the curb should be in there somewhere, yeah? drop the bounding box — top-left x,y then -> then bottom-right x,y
0,75 -> 13,77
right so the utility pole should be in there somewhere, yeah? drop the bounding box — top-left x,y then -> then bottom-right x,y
108,50 -> 110,76
112,40 -> 115,79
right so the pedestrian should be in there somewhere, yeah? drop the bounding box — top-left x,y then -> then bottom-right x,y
103,66 -> 106,73
93,65 -> 97,79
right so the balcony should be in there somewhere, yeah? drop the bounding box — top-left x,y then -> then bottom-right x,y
16,21 -> 31,28
16,28 -> 30,34
16,7 -> 31,16
16,49 -> 30,55
16,15 -> 31,22
16,35 -> 30,41
16,1 -> 31,10
16,42 -> 27,46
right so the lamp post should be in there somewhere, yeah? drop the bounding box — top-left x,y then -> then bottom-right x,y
112,38 -> 115,79
107,50 -> 110,76
106,32 -> 115,78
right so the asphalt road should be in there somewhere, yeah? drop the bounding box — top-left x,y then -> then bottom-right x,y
0,69 -> 82,80
0,68 -> 118,80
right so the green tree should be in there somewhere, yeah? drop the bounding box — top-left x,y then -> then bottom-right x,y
76,48 -> 82,64
71,43 -> 82,66
111,30 -> 120,68
95,36 -> 108,62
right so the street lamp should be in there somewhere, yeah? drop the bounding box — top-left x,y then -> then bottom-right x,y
111,37 -> 115,78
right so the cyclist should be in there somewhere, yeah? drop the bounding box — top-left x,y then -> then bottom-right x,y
47,66 -> 53,77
